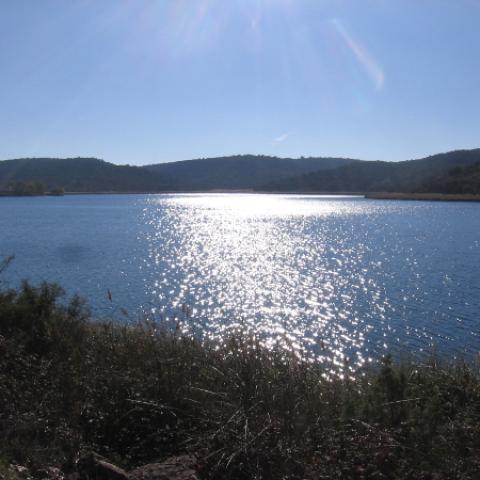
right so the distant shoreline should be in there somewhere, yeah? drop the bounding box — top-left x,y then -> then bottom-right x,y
0,192 -> 64,197
366,192 -> 480,202
1,190 -> 480,202
0,190 -> 365,197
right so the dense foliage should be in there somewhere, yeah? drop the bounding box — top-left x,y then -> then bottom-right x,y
5,181 -> 46,196
0,281 -> 479,479
424,162 -> 480,194
262,149 -> 480,194
0,158 -> 171,193
144,154 -> 357,190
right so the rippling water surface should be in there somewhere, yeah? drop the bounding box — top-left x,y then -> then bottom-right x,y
1,194 -> 479,371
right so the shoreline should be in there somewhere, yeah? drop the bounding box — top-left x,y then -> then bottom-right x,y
366,192 -> 480,202
0,190 -> 366,197
2,190 -> 480,202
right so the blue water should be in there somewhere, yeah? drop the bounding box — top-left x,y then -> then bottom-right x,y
1,194 -> 479,371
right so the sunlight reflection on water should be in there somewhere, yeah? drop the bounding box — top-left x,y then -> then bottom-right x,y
1,193 -> 479,375
141,194 -> 480,374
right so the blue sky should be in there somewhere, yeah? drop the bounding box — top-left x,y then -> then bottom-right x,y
1,0 -> 479,165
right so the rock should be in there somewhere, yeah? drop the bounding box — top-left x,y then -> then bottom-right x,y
129,455 -> 198,480
77,453 -> 129,480
75,452 -> 199,480
36,467 -> 64,480
8,465 -> 31,480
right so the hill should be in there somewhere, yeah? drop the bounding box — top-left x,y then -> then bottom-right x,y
0,157 -> 170,193
1,150 -> 480,194
423,161 -> 480,194
143,154 -> 358,190
0,155 -> 357,193
261,149 -> 480,193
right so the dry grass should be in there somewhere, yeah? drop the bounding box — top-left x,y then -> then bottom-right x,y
1,281 -> 479,479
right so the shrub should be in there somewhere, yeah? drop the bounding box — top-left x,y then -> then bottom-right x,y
0,281 -> 479,479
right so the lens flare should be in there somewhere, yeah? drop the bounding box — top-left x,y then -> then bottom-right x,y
331,18 -> 384,91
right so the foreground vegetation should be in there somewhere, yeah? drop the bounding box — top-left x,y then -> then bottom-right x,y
1,282 -> 480,479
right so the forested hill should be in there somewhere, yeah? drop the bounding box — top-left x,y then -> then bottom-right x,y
143,155 -> 358,190
0,150 -> 480,194
0,157 -> 171,193
424,161 -> 480,194
261,149 -> 480,193
0,155 -> 358,193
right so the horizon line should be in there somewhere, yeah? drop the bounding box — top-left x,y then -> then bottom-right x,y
1,147 -> 479,166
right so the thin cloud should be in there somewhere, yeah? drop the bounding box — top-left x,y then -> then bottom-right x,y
273,132 -> 291,143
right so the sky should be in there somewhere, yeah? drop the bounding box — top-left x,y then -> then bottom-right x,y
1,0 -> 480,165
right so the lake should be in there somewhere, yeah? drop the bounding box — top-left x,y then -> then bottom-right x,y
1,193 -> 479,371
